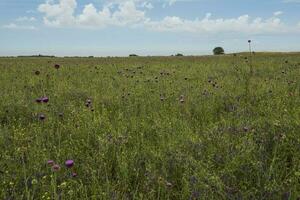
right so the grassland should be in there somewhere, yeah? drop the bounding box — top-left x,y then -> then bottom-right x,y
0,53 -> 299,199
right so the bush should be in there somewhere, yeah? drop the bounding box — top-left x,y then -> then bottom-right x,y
213,47 -> 225,55
175,53 -> 184,57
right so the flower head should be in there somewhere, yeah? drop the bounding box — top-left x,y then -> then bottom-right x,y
47,160 -> 54,166
39,114 -> 46,121
52,164 -> 61,171
42,97 -> 49,103
36,98 -> 42,103
72,172 -> 77,177
65,160 -> 74,168
54,64 -> 60,69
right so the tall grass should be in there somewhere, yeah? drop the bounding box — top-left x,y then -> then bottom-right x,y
0,53 -> 299,199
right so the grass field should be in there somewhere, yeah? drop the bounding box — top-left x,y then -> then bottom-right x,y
0,53 -> 299,199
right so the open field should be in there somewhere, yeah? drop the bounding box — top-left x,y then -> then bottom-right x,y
0,53 -> 299,199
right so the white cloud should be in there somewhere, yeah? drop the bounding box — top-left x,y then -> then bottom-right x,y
16,16 -> 36,22
38,0 -> 146,28
168,0 -> 177,5
145,14 -> 287,34
273,11 -> 283,16
282,0 -> 300,3
2,23 -> 37,30
37,0 -> 299,34
141,2 -> 154,9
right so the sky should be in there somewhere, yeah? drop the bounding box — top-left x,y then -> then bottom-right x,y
0,0 -> 300,56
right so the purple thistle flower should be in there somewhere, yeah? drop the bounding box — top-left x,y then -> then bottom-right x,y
39,114 -> 46,121
36,98 -> 42,103
52,164 -> 61,171
42,97 -> 49,103
47,160 -> 54,166
72,172 -> 77,177
65,160 -> 74,168
54,64 -> 60,69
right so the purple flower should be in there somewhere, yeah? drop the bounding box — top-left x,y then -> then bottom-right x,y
72,172 -> 77,177
47,160 -> 54,166
65,160 -> 74,168
36,98 -> 42,103
54,64 -> 60,69
39,114 -> 46,121
52,164 -> 61,171
42,97 -> 49,103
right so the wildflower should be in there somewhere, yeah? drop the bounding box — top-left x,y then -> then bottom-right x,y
54,64 -> 60,69
36,98 -> 42,103
47,160 -> 54,166
42,97 -> 49,103
65,160 -> 74,168
72,172 -> 77,177
52,164 -> 61,171
39,114 -> 46,121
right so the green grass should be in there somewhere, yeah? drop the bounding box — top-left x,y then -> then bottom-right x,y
0,53 -> 299,199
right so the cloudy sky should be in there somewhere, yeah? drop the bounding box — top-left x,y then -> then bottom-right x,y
0,0 -> 300,56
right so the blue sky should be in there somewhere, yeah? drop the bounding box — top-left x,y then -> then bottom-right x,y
0,0 -> 300,56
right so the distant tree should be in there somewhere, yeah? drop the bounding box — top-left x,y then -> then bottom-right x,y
129,54 -> 138,57
213,47 -> 225,55
175,53 -> 184,57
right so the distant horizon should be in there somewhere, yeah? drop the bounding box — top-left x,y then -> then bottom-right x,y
1,50 -> 300,58
1,0 -> 300,55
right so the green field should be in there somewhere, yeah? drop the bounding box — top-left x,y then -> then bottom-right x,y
0,53 -> 299,199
